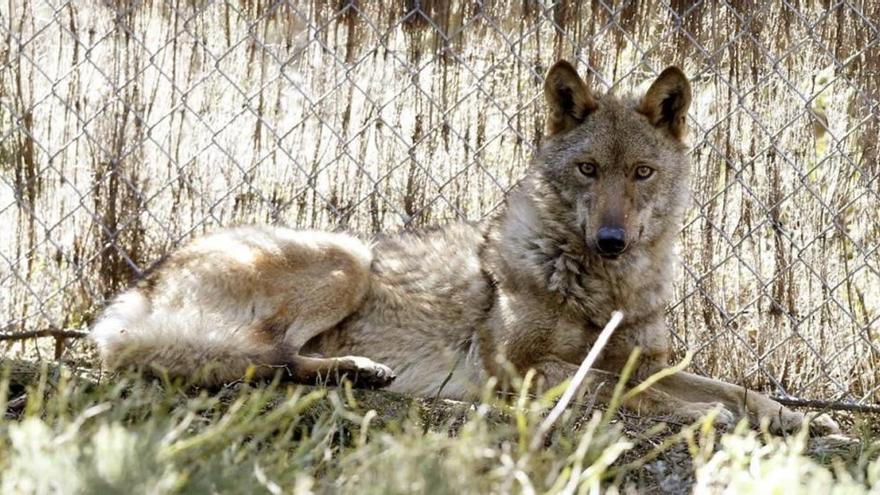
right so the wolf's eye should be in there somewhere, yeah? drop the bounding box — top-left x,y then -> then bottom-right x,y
577,162 -> 598,177
634,165 -> 655,180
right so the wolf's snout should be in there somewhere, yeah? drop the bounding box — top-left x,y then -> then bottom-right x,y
596,227 -> 627,257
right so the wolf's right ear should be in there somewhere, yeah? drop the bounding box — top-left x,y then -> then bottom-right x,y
544,61 -> 598,136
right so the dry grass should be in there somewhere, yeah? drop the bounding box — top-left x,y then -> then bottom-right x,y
0,360 -> 873,494
1,0 -> 878,406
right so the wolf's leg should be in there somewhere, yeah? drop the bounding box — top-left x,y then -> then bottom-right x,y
532,356 -> 839,434
253,232 -> 396,388
649,371 -> 840,435
258,231 -> 375,349
273,355 -> 395,388
529,358 -> 737,427
589,321 -> 839,435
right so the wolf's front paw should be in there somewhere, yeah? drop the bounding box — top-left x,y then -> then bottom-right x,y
766,407 -> 840,436
339,356 -> 397,389
807,412 -> 841,436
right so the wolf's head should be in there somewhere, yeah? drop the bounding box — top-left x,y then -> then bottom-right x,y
535,60 -> 692,260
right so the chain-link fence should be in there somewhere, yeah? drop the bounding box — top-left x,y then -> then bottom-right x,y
1,0 -> 878,408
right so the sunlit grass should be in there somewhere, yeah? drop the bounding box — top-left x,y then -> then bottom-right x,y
0,363 -> 874,494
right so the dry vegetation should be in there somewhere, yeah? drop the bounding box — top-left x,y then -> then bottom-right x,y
0,359 -> 872,494
1,1 -> 879,491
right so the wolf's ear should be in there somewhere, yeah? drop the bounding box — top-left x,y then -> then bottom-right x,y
638,67 -> 692,140
544,61 -> 598,136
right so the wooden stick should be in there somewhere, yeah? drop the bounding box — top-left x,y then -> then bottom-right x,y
0,329 -> 89,342
772,396 -> 880,414
529,311 -> 624,453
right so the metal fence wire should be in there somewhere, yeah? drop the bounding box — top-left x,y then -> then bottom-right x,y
1,0 -> 878,409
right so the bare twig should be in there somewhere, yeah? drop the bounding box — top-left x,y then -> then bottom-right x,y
772,396 -> 880,415
529,311 -> 624,453
6,394 -> 27,412
0,329 -> 89,342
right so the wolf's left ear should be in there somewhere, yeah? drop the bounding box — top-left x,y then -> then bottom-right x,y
638,67 -> 692,140
544,61 -> 598,136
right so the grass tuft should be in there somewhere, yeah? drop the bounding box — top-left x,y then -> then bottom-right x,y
0,364 -> 874,494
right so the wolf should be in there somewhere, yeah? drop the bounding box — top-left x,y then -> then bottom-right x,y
91,61 -> 838,435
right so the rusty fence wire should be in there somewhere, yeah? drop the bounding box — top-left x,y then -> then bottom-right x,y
1,0 -> 878,410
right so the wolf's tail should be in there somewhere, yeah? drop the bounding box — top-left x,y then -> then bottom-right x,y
90,289 -> 277,385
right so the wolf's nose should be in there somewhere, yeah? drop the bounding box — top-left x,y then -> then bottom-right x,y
596,227 -> 627,256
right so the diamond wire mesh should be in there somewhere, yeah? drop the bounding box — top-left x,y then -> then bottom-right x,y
0,0 -> 878,407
